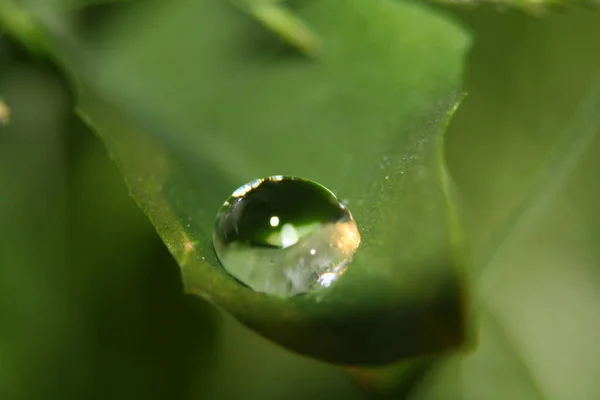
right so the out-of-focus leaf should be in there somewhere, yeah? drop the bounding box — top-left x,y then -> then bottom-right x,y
18,0 -> 132,11
0,40 -> 220,400
435,0 -> 599,13
68,0 -> 471,365
0,1 -> 54,55
200,313 -> 364,400
67,124 -> 221,400
0,54 -> 71,400
407,9 -> 600,399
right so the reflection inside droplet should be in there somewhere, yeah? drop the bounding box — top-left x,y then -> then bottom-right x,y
212,176 -> 361,297
318,272 -> 338,288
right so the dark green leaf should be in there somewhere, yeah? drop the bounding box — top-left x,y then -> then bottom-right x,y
71,0 -> 471,365
0,58 -> 71,400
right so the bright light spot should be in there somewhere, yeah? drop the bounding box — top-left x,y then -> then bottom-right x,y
281,223 -> 299,248
184,241 -> 195,251
310,249 -> 316,255
335,221 -> 361,255
232,178 -> 263,197
0,99 -> 11,126
269,216 -> 280,227
318,272 -> 337,287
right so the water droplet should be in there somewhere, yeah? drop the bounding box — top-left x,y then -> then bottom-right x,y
213,176 -> 361,297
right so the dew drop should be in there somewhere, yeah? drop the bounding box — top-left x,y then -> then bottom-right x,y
213,176 -> 361,297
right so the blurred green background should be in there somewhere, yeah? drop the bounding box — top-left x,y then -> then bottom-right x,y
2,2 -> 600,399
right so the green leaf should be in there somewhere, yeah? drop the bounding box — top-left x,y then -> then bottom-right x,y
2,33 -> 363,400
434,0 -> 599,13
0,1 -> 54,55
18,0 -> 133,10
0,43 -> 222,400
65,0 -> 472,365
408,9 -> 600,399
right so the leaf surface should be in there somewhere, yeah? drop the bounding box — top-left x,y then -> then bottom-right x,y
72,0 -> 471,365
